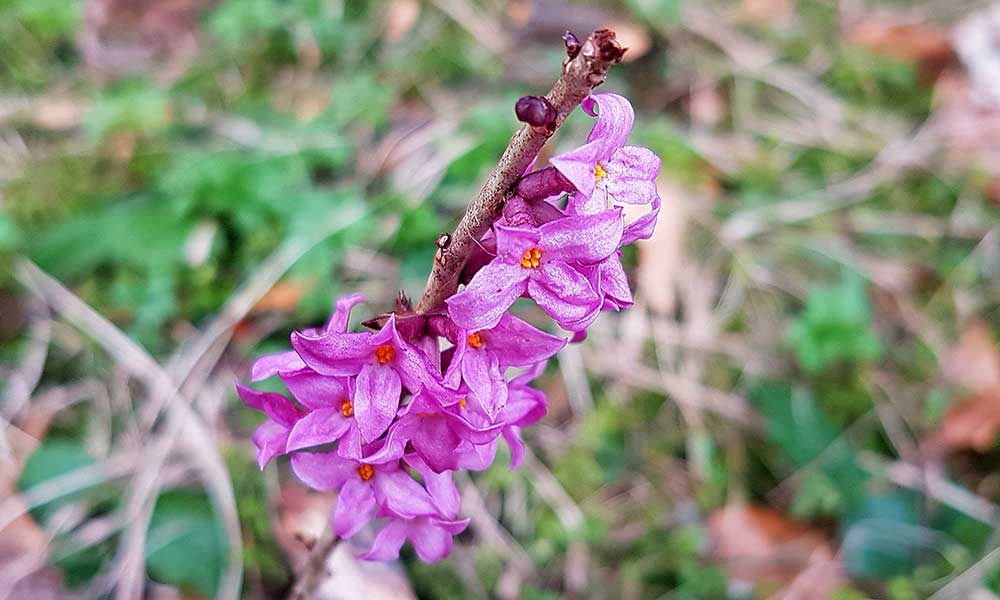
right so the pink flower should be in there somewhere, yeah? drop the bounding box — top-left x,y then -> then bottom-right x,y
446,210 -> 623,332
290,450 -> 439,539
444,313 -> 564,418
291,313 -> 447,442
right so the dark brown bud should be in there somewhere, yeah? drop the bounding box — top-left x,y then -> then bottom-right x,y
563,30 -> 581,59
515,95 -> 557,129
395,291 -> 412,313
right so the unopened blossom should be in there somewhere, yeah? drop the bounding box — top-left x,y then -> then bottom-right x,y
291,450 -> 439,538
550,93 -> 661,245
291,314 -> 446,442
444,313 -> 565,417
447,209 -> 623,332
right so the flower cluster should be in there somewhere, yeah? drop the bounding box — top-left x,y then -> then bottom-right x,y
238,92 -> 659,562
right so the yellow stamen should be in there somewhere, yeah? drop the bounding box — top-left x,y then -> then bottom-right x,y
520,248 -> 542,269
374,344 -> 395,365
340,400 -> 354,418
357,464 -> 374,481
594,163 -> 608,182
467,332 -> 483,349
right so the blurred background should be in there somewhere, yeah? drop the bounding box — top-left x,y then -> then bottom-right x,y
2,0 -> 1000,598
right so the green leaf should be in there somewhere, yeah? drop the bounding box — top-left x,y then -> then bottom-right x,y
16,440 -> 95,523
146,488 -> 228,597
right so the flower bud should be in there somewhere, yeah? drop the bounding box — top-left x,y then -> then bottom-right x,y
563,30 -> 581,59
515,95 -> 557,129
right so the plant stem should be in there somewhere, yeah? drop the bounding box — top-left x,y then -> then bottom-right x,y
415,29 -> 624,314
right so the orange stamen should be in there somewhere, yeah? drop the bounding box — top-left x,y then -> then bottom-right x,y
374,344 -> 395,365
340,401 -> 354,418
357,464 -> 374,481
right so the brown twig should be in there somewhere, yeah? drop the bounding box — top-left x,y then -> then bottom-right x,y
414,29 -> 625,314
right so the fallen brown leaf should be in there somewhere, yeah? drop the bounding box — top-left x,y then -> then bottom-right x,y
770,558 -> 843,600
251,280 -> 311,315
636,176 -> 690,316
849,14 -> 955,80
943,321 -> 1000,393
708,504 -> 835,587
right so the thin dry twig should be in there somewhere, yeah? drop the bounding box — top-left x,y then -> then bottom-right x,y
416,29 -> 625,313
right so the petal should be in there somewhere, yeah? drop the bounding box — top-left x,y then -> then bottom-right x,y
336,423 -> 365,461
354,364 -> 401,442
404,455 -> 460,519
454,439 -> 498,471
333,479 -> 376,538
250,350 -> 306,381
359,519 -> 409,561
411,520 -> 455,563
594,257 -> 633,310
549,139 -> 604,199
527,263 -> 601,331
586,93 -> 635,151
280,371 -> 350,410
286,408 -> 351,452
235,383 -> 301,427
290,330 -> 372,377
621,193 -> 660,246
411,417 -> 464,473
462,349 -> 507,420
494,224 -> 541,260
252,420 -> 289,469
502,426 -> 526,470
484,314 -> 565,367
539,209 -> 623,263
324,293 -> 367,334
290,450 -> 357,491
606,146 -> 661,185
501,385 -> 547,426
446,261 -> 528,331
359,417 -> 419,464
373,469 -> 439,518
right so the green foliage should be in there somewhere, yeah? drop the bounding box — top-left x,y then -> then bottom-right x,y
146,488 -> 229,597
788,273 -> 883,373
16,440 -> 97,523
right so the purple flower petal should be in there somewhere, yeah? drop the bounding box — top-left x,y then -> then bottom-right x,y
280,371 -> 351,410
410,415 -> 464,472
483,315 -> 565,367
584,93 -> 635,152
539,209 -> 623,264
461,348 -> 507,420
250,351 -> 306,381
621,193 -> 660,246
405,454 -> 460,519
604,146 -> 660,207
494,224 -> 541,259
290,330 -> 372,377
502,426 -> 526,470
336,423 -> 365,461
286,408 -> 351,452
549,139 -> 604,199
527,262 -> 601,331
446,261 -> 528,331
324,293 -> 367,334
290,450 -> 357,491
252,420 -> 289,470
411,520 -> 455,563
354,363 -> 402,442
333,478 -> 376,538
235,384 -> 302,427
359,519 -> 409,561
372,469 -> 439,518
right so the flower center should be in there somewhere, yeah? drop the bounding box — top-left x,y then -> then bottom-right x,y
374,344 -> 395,365
357,464 -> 374,481
459,397 -> 467,410
594,163 -> 608,182
467,332 -> 483,349
520,248 -> 542,269
340,400 -> 354,418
